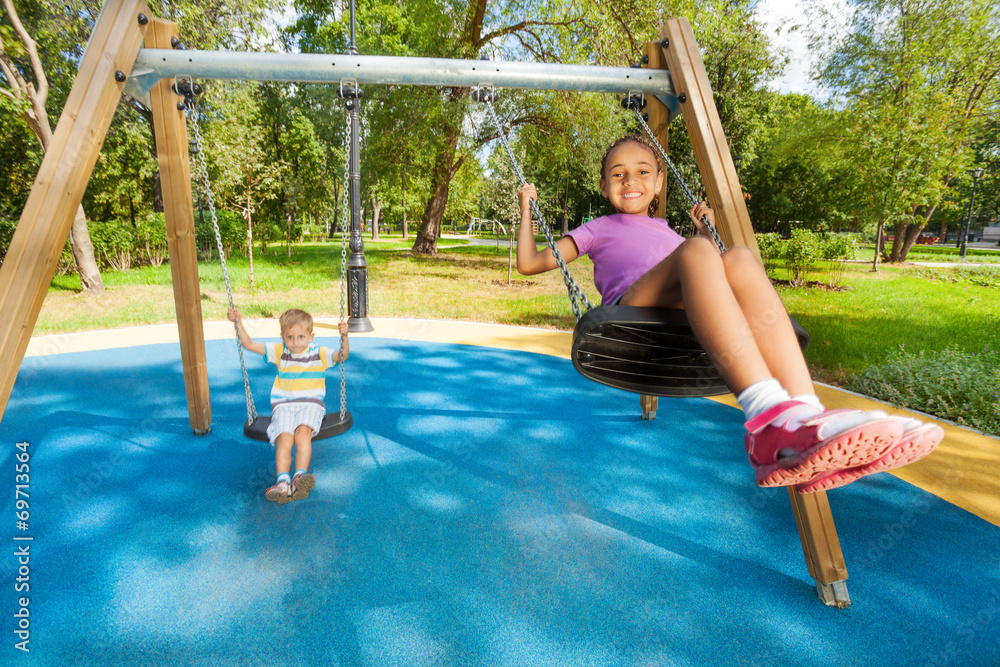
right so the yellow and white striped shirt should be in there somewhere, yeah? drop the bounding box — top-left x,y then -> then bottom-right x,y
264,343 -> 338,409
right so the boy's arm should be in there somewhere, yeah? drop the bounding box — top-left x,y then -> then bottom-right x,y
227,308 -> 267,355
332,320 -> 349,363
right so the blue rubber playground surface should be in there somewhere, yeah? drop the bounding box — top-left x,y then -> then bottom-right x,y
2,325 -> 998,666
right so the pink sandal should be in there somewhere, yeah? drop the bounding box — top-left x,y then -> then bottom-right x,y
746,401 -> 904,488
795,418 -> 944,493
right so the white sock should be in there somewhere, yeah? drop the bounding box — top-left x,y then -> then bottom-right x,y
737,379 -> 791,422
791,393 -> 825,412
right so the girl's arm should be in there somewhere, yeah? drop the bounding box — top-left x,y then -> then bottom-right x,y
690,201 -> 723,254
516,183 -> 580,275
227,308 -> 267,355
333,320 -> 349,363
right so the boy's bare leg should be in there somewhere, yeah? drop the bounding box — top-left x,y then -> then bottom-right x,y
293,424 -> 313,472
291,425 -> 316,500
275,433 -> 294,475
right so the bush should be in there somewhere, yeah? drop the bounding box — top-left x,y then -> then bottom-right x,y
785,228 -> 823,286
0,215 -> 17,268
196,208 -> 244,259
822,233 -> 861,286
135,213 -> 167,267
755,232 -> 782,274
903,265 -> 1000,289
88,218 -> 135,271
847,346 -> 1000,436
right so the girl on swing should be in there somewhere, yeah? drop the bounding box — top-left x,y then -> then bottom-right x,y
516,134 -> 942,493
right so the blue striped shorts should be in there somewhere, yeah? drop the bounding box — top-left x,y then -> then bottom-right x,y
267,402 -> 326,446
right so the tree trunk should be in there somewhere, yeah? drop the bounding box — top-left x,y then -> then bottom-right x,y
245,198 -> 255,290
872,220 -> 885,272
412,111 -> 466,254
286,213 -> 293,259
897,222 -> 923,261
939,220 -> 948,243
153,170 -> 164,213
371,197 -> 381,241
402,165 -> 408,240
3,0 -> 104,295
69,204 -> 105,295
886,220 -> 905,262
412,157 -> 465,254
331,181 -> 340,237
560,199 -> 569,235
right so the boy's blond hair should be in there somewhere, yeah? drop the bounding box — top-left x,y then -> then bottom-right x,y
279,308 -> 314,333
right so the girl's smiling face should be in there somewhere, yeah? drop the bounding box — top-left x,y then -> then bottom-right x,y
599,141 -> 664,216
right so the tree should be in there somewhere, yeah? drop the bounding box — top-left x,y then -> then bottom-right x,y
811,0 -> 1000,266
1,0 -> 103,293
201,81 -> 284,289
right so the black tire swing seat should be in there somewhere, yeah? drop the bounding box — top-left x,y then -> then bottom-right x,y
572,305 -> 810,398
243,410 -> 353,443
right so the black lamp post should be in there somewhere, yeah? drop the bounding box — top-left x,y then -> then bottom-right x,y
733,154 -> 742,171
960,167 -> 985,261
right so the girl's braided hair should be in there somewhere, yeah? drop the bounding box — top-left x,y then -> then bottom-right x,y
599,134 -> 663,218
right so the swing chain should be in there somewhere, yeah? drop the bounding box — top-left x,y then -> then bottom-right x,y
187,90 -> 258,424
478,89 -> 594,320
630,104 -> 727,253
338,107 -> 350,420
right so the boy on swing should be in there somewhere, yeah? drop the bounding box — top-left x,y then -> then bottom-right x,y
516,135 -> 942,493
228,307 -> 350,502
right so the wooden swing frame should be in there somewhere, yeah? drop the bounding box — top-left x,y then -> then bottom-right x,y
0,0 -> 850,607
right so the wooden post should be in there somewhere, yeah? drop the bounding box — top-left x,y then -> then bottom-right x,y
0,0 -> 151,424
639,394 -> 658,420
641,41 -> 672,221
146,18 -> 212,434
658,19 -> 760,262
657,17 -> 850,606
788,489 -> 851,607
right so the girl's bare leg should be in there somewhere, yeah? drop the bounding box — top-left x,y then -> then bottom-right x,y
620,237 -> 772,395
721,247 -> 813,396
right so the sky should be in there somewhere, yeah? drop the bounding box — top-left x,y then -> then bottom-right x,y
754,0 -> 853,98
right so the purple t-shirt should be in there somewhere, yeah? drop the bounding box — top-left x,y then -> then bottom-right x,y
565,213 -> 685,304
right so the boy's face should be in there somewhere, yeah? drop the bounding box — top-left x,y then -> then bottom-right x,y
281,324 -> 314,354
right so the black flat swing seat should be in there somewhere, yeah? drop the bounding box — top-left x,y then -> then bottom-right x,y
243,410 -> 353,442
572,305 -> 810,398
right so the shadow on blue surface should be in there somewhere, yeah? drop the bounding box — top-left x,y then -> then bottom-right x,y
1,337 -> 997,666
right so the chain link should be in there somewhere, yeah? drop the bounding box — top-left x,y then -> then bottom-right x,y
338,107 -> 350,420
188,98 -> 258,424
482,97 -> 594,320
632,108 -> 727,253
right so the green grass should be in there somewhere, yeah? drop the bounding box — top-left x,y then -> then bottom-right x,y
771,261 -> 1000,385
37,240 -> 1000,404
852,243 -> 1000,264
37,238 -> 589,334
